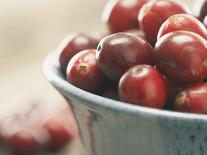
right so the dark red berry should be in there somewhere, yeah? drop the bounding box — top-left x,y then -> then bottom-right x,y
102,87 -> 119,100
119,65 -> 167,109
138,0 -> 190,45
174,83 -> 207,114
125,29 -> 146,40
102,0 -> 148,33
193,0 -> 207,21
59,32 -> 102,72
154,31 -> 207,83
96,32 -> 153,82
67,49 -> 107,93
157,14 -> 207,41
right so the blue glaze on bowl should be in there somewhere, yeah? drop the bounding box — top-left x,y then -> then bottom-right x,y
43,52 -> 207,155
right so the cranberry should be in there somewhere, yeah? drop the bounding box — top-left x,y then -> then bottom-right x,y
125,29 -> 146,40
96,32 -> 153,82
102,0 -> 148,33
154,31 -> 207,83
102,87 -> 119,100
119,65 -> 167,109
4,131 -> 40,155
193,0 -> 207,21
204,16 -> 207,28
174,83 -> 207,114
157,14 -> 207,41
138,0 -> 190,45
67,49 -> 107,93
59,32 -> 103,72
43,107 -> 74,151
0,102 -> 49,155
0,96 -> 77,154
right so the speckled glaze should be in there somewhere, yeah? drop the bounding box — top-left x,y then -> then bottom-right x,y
44,52 -> 207,155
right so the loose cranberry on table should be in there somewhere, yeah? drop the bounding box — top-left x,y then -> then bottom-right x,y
0,96 -> 77,155
174,83 -> 207,114
154,31 -> 207,83
43,107 -> 75,151
138,0 -> 190,45
125,29 -> 146,40
193,0 -> 207,21
96,32 -> 153,82
119,65 -> 167,109
66,49 -> 107,93
102,0 -> 148,33
157,14 -> 207,41
59,32 -> 103,72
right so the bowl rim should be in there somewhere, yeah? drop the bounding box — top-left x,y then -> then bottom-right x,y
43,51 -> 207,121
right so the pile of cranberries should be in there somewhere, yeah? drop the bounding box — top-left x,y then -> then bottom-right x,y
58,0 -> 207,114
0,95 -> 78,155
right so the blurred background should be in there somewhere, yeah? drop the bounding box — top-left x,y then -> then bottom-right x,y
0,0 -> 108,154
0,0 -> 108,105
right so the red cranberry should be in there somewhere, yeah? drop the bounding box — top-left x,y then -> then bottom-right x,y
59,32 -> 103,72
102,0 -> 148,33
157,14 -> 207,41
204,16 -> 207,28
0,96 -> 77,155
119,65 -> 167,109
102,87 -> 119,100
67,49 -> 107,93
125,29 -> 146,40
174,83 -> 207,114
193,0 -> 207,21
0,102 -> 49,155
154,31 -> 207,83
43,107 -> 74,151
138,0 -> 190,45
4,130 -> 40,155
97,32 -> 153,82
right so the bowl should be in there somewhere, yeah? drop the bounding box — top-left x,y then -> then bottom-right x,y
43,51 -> 207,155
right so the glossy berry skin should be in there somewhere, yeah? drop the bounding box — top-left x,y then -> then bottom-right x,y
119,65 -> 167,109
154,31 -> 207,83
193,0 -> 207,21
204,16 -> 207,28
138,0 -> 190,45
67,49 -> 107,93
102,0 -> 148,33
174,83 -> 207,114
125,29 -> 146,40
96,33 -> 153,82
158,14 -> 207,41
59,32 -> 102,72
